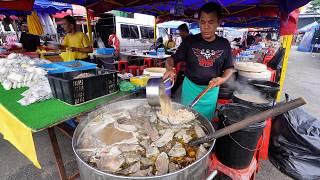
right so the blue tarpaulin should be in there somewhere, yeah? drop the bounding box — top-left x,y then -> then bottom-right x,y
33,0 -> 72,13
298,23 -> 320,52
51,0 -> 309,16
222,17 -> 280,28
298,21 -> 319,33
1,0 -> 310,18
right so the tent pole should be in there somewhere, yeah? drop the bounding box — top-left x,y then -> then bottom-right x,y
154,16 -> 157,44
86,8 -> 93,45
276,35 -> 293,102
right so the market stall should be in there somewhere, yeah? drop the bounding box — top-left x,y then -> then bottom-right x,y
0,53 -> 140,179
0,0 -> 72,60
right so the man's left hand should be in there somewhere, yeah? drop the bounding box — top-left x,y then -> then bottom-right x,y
209,77 -> 225,88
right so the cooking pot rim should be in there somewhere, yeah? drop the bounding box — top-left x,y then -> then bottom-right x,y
72,99 -> 215,179
232,91 -> 273,106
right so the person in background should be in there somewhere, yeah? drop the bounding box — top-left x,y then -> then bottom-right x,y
60,15 -> 93,61
242,35 -> 254,48
254,33 -> 262,44
108,30 -> 120,57
266,33 -> 272,41
19,24 -> 40,52
165,35 -> 176,49
150,37 -> 165,51
177,23 -> 190,42
243,33 -> 261,48
164,2 -> 234,120
231,37 -> 241,49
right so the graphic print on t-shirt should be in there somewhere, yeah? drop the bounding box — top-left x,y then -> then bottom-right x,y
192,48 -> 224,67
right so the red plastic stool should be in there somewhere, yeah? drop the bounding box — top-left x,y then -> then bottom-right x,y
256,118 -> 272,161
138,66 -> 145,76
209,154 -> 257,180
118,60 -> 128,73
267,68 -> 276,82
128,65 -> 139,76
218,99 -> 232,105
143,58 -> 153,67
263,55 -> 273,64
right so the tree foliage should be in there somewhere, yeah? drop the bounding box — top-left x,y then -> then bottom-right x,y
306,0 -> 320,13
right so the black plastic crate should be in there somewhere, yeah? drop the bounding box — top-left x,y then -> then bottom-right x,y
47,68 -> 118,105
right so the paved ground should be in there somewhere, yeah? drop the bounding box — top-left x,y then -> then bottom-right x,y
0,47 -> 319,180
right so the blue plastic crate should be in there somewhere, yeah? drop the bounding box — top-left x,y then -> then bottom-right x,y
96,48 -> 115,55
56,60 -> 97,71
149,50 -> 157,56
39,63 -> 74,74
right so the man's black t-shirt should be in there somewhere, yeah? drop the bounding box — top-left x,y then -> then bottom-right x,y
20,32 -> 40,52
172,34 -> 233,85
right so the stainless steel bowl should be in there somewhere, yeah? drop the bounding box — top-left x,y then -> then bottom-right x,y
146,78 -> 174,107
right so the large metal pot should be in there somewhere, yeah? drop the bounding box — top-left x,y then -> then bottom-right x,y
72,99 -> 215,180
232,91 -> 274,111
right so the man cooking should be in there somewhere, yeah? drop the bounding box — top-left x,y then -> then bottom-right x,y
164,2 -> 234,120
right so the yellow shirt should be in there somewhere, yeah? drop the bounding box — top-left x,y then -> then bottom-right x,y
62,32 -> 90,60
165,40 -> 176,49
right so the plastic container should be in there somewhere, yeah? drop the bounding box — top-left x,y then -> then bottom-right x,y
215,104 -> 265,169
96,48 -> 115,55
232,91 -> 274,111
56,60 -> 97,71
39,63 -> 74,74
157,48 -> 165,57
149,50 -> 157,56
130,76 -> 150,87
47,69 -> 118,105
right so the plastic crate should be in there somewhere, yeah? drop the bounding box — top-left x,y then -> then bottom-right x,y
47,69 -> 118,105
56,60 -> 97,71
39,63 -> 74,74
96,48 -> 115,55
149,50 -> 157,56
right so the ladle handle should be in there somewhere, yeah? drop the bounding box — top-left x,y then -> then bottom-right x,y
190,86 -> 212,108
189,97 -> 307,146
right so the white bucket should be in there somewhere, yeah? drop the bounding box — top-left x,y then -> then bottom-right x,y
143,67 -> 166,78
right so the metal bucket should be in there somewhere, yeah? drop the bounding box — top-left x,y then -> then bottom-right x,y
146,78 -> 174,106
72,99 -> 215,180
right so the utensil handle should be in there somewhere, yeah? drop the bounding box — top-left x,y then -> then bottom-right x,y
190,86 -> 212,108
163,78 -> 175,90
189,97 -> 306,146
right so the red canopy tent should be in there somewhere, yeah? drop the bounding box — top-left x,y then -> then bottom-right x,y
0,0 -> 35,11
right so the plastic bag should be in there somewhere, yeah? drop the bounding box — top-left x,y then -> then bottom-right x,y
269,95 -> 320,180
97,37 -> 105,48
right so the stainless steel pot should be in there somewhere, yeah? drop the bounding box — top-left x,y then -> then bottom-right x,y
72,99 -> 215,180
146,78 -> 174,106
